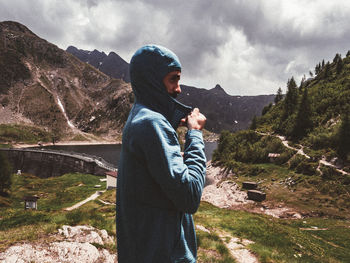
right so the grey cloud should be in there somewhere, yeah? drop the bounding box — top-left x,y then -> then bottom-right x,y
2,0 -> 350,95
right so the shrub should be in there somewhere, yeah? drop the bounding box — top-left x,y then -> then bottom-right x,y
0,152 -> 12,196
275,150 -> 295,165
248,166 -> 266,177
295,161 -> 318,176
321,166 -> 341,180
289,155 -> 306,170
66,210 -> 87,225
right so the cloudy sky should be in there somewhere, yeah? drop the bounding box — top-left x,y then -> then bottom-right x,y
1,0 -> 350,95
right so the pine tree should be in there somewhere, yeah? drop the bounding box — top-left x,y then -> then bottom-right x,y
324,62 -> 331,78
315,63 -> 321,75
322,59 -> 325,68
250,116 -> 257,130
346,50 -> 350,57
291,87 -> 312,140
262,103 -> 272,115
309,70 -> 313,77
333,53 -> 341,63
0,153 -> 12,196
336,58 -> 343,74
337,112 -> 350,160
283,77 -> 298,118
274,87 -> 283,104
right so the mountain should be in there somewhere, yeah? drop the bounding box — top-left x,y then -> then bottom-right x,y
0,21 -> 133,140
177,84 -> 275,132
66,46 -> 130,83
68,47 -> 275,133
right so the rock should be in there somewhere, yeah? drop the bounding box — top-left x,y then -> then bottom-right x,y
58,225 -> 114,245
247,190 -> 266,202
0,226 -> 117,263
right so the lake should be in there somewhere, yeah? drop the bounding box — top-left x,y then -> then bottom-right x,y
32,141 -> 217,167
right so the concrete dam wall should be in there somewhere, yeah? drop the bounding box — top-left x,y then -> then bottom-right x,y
0,148 -> 117,178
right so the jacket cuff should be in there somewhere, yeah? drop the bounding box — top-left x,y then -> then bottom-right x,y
185,129 -> 203,141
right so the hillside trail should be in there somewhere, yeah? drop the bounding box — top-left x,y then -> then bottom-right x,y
258,132 -> 349,176
64,190 -> 105,211
196,224 -> 259,263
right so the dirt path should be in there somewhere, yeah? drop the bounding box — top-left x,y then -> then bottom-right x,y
196,225 -> 259,263
64,191 -> 105,211
258,132 -> 349,176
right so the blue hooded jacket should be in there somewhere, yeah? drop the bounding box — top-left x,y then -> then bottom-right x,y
116,45 -> 206,263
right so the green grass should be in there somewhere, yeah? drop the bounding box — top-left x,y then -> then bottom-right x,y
0,143 -> 12,148
99,188 -> 116,204
8,173 -> 105,211
0,173 -> 114,252
194,202 -> 350,263
2,172 -> 350,262
215,161 -> 350,218
69,134 -> 89,141
0,124 -> 52,143
197,230 -> 236,262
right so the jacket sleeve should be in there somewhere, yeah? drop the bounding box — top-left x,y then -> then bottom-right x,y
137,117 -> 206,214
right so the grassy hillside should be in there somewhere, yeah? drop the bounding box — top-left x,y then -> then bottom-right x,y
0,173 -> 115,251
195,202 -> 350,263
256,52 -> 350,163
208,50 -> 350,261
0,124 -> 53,144
213,130 -> 350,218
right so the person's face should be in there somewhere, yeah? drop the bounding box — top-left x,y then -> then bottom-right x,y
163,70 -> 181,98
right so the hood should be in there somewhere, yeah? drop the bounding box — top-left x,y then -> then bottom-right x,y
130,45 -> 192,129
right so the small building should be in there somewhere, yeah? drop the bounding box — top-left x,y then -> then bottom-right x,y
105,171 -> 118,189
24,196 -> 39,210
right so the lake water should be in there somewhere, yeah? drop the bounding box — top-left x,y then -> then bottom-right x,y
33,141 -> 217,167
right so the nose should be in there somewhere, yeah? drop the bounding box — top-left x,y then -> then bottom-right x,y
175,84 -> 181,94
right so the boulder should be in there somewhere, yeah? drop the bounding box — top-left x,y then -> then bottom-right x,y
247,190 -> 266,202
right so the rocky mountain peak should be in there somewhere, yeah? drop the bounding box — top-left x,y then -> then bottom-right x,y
67,46 -> 130,83
210,84 -> 227,96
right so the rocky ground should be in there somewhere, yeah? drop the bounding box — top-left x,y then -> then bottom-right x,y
202,162 -> 252,208
0,106 -> 33,125
203,161 -> 303,219
0,225 -> 117,263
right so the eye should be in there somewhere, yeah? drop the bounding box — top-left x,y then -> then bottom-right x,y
170,75 -> 180,82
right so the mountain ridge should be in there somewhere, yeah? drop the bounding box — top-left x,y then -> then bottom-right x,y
67,46 -> 275,133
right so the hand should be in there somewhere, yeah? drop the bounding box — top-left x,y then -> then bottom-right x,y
186,108 -> 206,130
